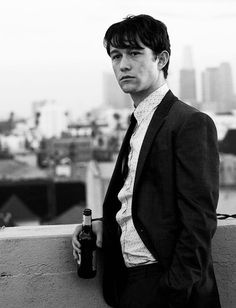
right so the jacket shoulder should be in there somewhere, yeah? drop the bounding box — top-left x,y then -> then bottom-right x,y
169,99 -> 216,128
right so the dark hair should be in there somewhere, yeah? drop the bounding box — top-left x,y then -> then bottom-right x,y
103,14 -> 171,78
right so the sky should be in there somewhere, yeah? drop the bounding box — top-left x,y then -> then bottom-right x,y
0,0 -> 236,120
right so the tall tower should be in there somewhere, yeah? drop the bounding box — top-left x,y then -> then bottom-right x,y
218,62 -> 235,111
202,67 -> 219,111
202,62 -> 235,112
179,46 -> 197,106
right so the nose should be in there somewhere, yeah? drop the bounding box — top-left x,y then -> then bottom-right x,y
120,55 -> 131,71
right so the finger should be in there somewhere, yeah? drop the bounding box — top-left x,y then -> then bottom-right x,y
72,233 -> 81,246
96,232 -> 103,248
72,238 -> 81,249
72,225 -> 82,241
78,253 -> 81,265
72,241 -> 81,253
73,249 -> 78,260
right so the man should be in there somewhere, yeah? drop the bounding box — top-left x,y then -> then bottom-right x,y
72,14 -> 221,308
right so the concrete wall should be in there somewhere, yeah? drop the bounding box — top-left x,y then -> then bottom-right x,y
213,220 -> 236,308
0,221 -> 235,308
0,225 -> 109,308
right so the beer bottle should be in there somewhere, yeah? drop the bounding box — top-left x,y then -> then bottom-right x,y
77,209 -> 96,278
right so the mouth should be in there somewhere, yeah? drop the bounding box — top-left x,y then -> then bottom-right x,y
120,75 -> 135,81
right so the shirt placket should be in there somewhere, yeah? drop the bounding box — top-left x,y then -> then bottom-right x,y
121,131 -> 136,262
117,84 -> 169,266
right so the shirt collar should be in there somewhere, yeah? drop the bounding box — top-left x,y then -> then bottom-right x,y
134,83 -> 169,126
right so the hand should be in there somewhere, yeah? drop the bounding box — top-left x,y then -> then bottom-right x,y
72,220 -> 103,261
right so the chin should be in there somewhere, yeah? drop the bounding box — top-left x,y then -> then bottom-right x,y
122,89 -> 132,94
120,86 -> 136,94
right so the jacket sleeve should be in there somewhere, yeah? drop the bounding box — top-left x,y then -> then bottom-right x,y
158,112 -> 219,304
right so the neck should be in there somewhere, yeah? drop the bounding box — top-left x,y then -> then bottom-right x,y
131,76 -> 166,107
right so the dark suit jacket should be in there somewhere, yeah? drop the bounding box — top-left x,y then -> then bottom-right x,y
102,91 -> 221,308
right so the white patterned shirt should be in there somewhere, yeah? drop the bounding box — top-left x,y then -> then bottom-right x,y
116,83 -> 169,267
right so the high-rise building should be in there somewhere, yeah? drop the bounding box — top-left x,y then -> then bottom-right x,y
202,67 -> 219,111
202,62 -> 235,112
179,69 -> 197,103
179,46 -> 197,106
218,62 -> 235,111
103,72 -> 132,109
32,100 -> 68,138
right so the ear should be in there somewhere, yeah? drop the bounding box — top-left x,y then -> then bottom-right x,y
157,51 -> 169,70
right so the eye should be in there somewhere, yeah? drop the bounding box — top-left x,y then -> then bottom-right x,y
130,51 -> 140,56
111,54 -> 121,61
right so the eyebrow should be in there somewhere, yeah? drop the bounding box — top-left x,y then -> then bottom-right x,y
110,46 -> 144,55
110,49 -> 120,55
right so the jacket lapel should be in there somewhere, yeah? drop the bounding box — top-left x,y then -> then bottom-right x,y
133,90 -> 178,194
103,115 -> 136,206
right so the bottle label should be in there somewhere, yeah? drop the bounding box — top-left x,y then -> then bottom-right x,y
83,215 -> 91,226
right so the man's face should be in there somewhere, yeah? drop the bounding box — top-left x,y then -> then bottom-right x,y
110,42 -> 162,102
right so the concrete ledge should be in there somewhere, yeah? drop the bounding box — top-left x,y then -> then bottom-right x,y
0,221 -> 236,308
0,224 -> 109,308
213,220 -> 236,308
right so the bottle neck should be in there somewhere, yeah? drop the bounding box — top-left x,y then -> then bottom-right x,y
82,214 -> 92,231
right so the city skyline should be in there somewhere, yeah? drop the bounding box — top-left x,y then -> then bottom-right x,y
1,0 -> 236,119
201,62 -> 235,112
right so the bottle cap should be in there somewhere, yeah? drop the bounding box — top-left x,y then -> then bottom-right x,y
83,209 -> 92,216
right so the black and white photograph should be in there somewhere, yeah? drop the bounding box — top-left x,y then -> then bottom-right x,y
0,0 -> 236,307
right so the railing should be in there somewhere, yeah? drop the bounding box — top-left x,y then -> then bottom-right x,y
0,220 -> 236,308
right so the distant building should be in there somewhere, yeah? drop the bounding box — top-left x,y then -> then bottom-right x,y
37,137 -> 93,168
37,134 -> 114,169
220,154 -> 236,186
179,46 -> 197,107
32,100 -> 69,138
179,69 -> 197,104
218,62 -> 235,111
32,100 -> 47,116
0,134 -> 26,155
202,62 -> 235,112
81,106 -> 132,141
202,67 -> 219,111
